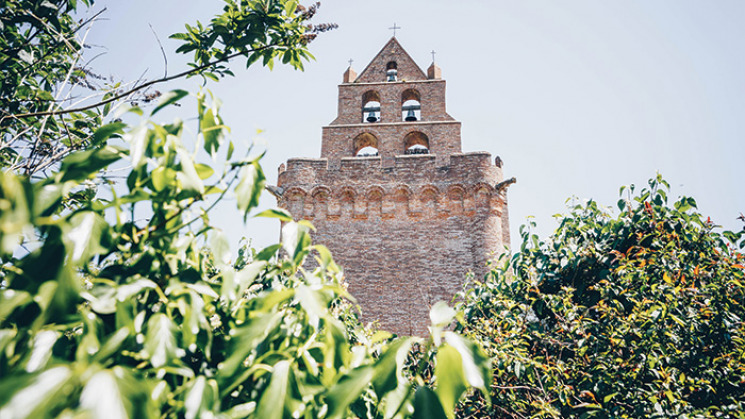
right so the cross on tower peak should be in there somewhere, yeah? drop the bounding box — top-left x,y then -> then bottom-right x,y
431,50 -> 436,63
348,58 -> 353,68
389,23 -> 401,37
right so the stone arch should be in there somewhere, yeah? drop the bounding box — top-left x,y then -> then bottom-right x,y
366,186 -> 385,216
392,185 -> 412,215
473,183 -> 494,206
403,131 -> 430,155
386,61 -> 398,82
365,185 -> 385,201
419,185 -> 439,202
284,187 -> 307,219
353,132 -> 379,157
362,90 -> 381,123
311,186 -> 331,219
419,185 -> 439,215
401,88 -> 421,121
337,186 -> 357,218
447,185 -> 466,213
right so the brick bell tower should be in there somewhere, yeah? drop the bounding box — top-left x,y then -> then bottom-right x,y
274,37 -> 514,336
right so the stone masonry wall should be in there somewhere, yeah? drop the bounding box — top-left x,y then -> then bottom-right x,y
277,153 -> 508,335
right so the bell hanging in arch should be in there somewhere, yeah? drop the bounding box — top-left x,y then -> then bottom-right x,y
405,108 -> 417,121
366,111 -> 378,123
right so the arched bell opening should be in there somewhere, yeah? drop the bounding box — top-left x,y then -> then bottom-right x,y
386,61 -> 398,82
362,90 -> 381,123
401,89 -> 421,122
403,131 -> 429,155
353,132 -> 380,157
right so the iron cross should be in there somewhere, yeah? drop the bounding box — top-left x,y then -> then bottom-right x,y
431,50 -> 436,63
389,23 -> 401,37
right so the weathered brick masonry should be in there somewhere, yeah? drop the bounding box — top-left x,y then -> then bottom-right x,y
275,37 -> 513,335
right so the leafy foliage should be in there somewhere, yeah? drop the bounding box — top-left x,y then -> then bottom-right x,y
0,0 -> 329,175
456,175 -> 745,418
0,93 -> 489,419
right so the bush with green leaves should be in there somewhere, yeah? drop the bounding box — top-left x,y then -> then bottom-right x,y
456,175 -> 745,418
0,90 -> 491,418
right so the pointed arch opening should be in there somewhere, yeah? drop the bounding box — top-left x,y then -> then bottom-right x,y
353,132 -> 379,157
401,89 -> 421,121
403,131 -> 429,155
362,90 -> 381,123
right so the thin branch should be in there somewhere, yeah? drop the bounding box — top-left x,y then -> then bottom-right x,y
3,45 -> 273,123
149,23 -> 168,78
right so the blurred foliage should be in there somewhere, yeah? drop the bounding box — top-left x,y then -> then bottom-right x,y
456,175 -> 745,418
0,91 -> 490,418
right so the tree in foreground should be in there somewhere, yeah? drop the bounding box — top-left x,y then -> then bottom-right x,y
456,175 -> 745,418
0,1 -> 490,418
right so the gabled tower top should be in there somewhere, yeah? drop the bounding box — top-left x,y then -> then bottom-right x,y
353,37 -> 428,83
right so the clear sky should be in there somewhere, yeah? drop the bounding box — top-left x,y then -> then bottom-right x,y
82,0 -> 745,251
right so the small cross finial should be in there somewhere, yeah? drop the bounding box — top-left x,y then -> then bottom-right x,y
348,58 -> 353,68
389,23 -> 401,37
431,50 -> 436,63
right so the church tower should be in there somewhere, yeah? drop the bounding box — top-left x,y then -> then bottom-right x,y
275,37 -> 513,335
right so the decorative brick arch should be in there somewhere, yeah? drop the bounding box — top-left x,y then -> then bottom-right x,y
401,88 -> 422,122
336,185 -> 357,202
284,187 -> 308,220
353,132 -> 380,157
447,185 -> 466,213
419,185 -> 440,201
403,131 -> 430,154
365,185 -> 385,201
472,182 -> 494,206
362,90 -> 381,123
311,185 -> 332,199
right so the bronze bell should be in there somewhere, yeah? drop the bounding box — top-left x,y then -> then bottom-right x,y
405,108 -> 417,121
366,111 -> 378,123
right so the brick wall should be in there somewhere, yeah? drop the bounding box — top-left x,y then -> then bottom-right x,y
277,153 -> 508,335
275,37 -> 512,336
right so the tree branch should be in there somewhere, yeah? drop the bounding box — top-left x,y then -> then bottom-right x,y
2,45 -> 274,123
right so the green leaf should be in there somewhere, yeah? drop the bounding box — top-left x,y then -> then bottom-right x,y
219,312 -> 282,379
0,366 -> 72,418
194,163 -> 214,180
434,345 -> 467,419
235,162 -> 265,221
184,376 -> 218,419
210,230 -> 231,266
443,332 -> 491,394
124,125 -> 148,168
144,313 -> 179,368
92,122 -> 127,145
200,107 -> 223,156
412,386 -> 448,419
60,146 -> 126,182
255,208 -> 293,222
79,370 -> 129,419
255,360 -> 291,419
326,366 -> 375,419
0,290 -> 32,324
151,89 -> 189,116
151,166 -> 175,192
176,147 -> 204,194
64,211 -> 109,264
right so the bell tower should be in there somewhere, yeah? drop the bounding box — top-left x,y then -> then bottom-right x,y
275,37 -> 513,336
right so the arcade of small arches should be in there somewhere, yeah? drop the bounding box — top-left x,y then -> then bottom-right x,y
353,131 -> 430,157
280,183 -> 500,220
361,87 -> 422,124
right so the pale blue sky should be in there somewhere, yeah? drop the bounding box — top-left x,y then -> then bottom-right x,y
83,0 -> 745,251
